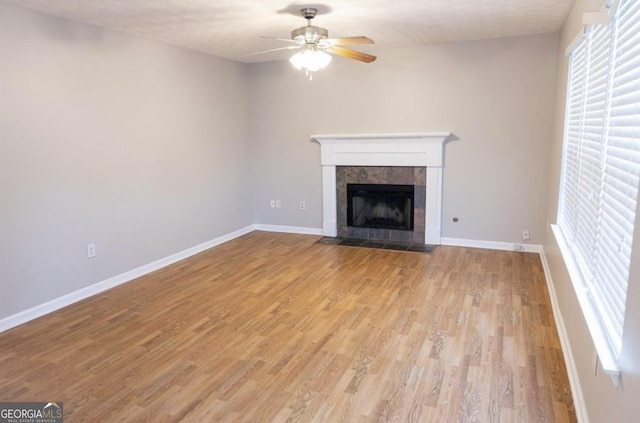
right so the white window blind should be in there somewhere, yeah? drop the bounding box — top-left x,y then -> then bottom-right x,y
558,0 -> 640,366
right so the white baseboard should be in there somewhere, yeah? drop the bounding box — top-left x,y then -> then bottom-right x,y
539,249 -> 589,423
253,224 -> 323,236
440,237 -> 543,253
0,225 -> 255,333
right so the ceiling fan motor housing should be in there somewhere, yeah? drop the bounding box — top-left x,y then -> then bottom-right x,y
300,7 -> 318,20
291,25 -> 328,44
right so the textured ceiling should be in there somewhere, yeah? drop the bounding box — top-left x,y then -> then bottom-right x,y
0,0 -> 575,63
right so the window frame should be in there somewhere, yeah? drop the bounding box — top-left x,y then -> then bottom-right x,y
553,0 -> 640,387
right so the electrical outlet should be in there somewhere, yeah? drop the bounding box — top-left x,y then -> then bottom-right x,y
522,229 -> 530,240
299,201 -> 306,210
269,200 -> 275,208
275,200 -> 282,209
87,243 -> 96,258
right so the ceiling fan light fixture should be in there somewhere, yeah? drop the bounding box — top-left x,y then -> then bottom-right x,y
251,6 -> 375,79
289,49 -> 332,72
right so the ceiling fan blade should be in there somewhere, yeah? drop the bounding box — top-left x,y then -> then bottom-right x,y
260,36 -> 300,44
327,46 -> 377,63
244,45 -> 301,57
325,36 -> 374,45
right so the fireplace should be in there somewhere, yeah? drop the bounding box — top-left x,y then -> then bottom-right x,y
347,184 -> 414,231
312,132 -> 450,245
337,166 -> 424,242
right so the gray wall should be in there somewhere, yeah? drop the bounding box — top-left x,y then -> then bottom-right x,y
248,34 -> 559,244
0,5 -> 252,319
543,0 -> 640,421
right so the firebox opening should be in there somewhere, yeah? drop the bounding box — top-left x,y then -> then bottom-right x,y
347,184 -> 414,231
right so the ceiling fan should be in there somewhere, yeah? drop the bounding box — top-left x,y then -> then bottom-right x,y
252,7 -> 376,79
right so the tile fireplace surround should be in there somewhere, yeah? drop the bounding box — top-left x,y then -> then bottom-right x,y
337,166 -> 426,243
312,133 -> 450,245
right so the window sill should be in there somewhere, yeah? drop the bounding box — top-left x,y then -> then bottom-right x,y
551,224 -> 622,387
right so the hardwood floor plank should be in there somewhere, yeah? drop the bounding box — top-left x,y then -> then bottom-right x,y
0,231 -> 575,422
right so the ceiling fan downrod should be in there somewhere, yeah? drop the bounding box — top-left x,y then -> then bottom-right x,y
291,8 -> 328,44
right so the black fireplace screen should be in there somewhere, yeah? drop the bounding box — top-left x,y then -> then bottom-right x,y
347,184 -> 414,231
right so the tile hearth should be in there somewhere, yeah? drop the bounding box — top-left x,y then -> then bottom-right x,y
317,237 -> 434,253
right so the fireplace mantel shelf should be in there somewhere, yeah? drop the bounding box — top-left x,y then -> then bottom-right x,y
312,132 -> 451,245
312,132 -> 450,141
312,133 -> 450,168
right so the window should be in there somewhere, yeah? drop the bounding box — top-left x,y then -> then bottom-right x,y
555,0 -> 640,380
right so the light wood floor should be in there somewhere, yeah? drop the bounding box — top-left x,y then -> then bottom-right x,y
0,231 -> 575,422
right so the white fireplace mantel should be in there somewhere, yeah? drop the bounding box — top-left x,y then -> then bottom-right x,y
312,132 -> 450,245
